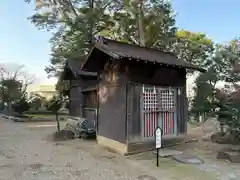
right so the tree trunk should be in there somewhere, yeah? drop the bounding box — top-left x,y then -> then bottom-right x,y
220,122 -> 224,133
0,69 -> 5,111
136,0 -> 145,46
56,113 -> 60,131
203,112 -> 207,123
1,86 -> 4,111
199,114 -> 202,123
88,0 -> 94,44
1,99 -> 4,111
7,102 -> 11,113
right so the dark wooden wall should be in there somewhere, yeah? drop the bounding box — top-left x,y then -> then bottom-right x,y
82,91 -> 97,128
126,60 -> 187,136
176,85 -> 188,134
69,79 -> 98,118
127,60 -> 186,87
126,82 -> 142,142
69,80 -> 83,117
97,61 -> 128,144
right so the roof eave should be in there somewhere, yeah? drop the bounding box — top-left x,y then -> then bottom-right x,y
80,47 -> 95,70
77,70 -> 98,77
190,67 -> 206,73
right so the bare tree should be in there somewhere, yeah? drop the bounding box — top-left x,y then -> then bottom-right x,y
0,63 -> 36,110
0,63 -> 35,85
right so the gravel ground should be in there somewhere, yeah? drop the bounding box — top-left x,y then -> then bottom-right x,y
0,118 -> 239,180
0,119 -> 149,180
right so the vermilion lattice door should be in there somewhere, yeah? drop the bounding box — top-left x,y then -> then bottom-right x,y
141,86 -> 177,139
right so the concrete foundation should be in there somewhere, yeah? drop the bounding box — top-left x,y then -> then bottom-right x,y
97,135 -> 187,156
97,136 -> 128,155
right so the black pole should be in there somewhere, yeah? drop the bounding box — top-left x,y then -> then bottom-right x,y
156,148 -> 159,167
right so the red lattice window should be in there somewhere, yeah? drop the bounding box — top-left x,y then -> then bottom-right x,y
159,89 -> 175,111
142,86 -> 175,111
142,86 -> 158,111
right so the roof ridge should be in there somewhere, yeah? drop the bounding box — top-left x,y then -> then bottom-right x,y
85,36 -> 205,72
100,36 -> 177,57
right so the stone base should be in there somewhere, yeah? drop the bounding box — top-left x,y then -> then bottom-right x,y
217,147 -> 240,163
227,151 -> 240,163
173,154 -> 204,164
97,136 -> 128,155
97,135 -> 187,156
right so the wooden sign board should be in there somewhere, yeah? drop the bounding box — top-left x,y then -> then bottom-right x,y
155,127 -> 162,149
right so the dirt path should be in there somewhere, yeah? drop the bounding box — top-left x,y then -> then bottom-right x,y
0,118 -> 239,180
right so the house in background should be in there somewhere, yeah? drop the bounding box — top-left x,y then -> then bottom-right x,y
60,56 -> 98,126
26,84 -> 56,100
61,36 -> 205,155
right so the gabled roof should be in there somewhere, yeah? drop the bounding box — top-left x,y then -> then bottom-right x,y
66,57 -> 84,76
57,56 -> 98,94
62,56 -> 97,79
63,56 -> 88,77
57,56 -> 97,92
81,36 -> 205,72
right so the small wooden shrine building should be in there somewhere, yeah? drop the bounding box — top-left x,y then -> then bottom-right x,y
79,37 -> 205,155
62,37 -> 205,155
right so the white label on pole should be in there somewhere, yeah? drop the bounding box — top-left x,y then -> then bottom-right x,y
155,127 -> 162,149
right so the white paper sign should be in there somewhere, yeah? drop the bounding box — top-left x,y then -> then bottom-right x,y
155,127 -> 162,149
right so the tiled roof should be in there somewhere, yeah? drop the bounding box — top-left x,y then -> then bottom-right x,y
82,36 -> 205,72
66,56 -> 85,75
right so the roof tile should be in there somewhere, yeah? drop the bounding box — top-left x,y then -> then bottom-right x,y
91,37 -> 205,72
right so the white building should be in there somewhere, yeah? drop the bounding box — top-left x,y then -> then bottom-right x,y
26,84 -> 56,100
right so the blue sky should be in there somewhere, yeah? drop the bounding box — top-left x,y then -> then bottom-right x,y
0,0 -> 239,84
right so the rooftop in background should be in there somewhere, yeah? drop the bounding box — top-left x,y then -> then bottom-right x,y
27,84 -> 56,93
26,84 -> 57,100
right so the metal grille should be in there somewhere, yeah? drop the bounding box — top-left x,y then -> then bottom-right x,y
142,86 -> 158,137
142,86 -> 176,138
159,89 -> 175,111
143,86 -> 158,111
158,88 -> 175,135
